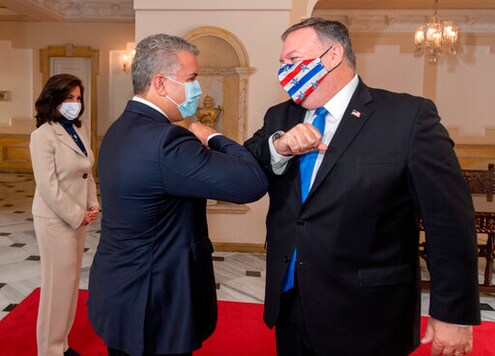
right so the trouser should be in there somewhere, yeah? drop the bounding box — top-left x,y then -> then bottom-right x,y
34,216 -> 86,356
276,287 -> 317,356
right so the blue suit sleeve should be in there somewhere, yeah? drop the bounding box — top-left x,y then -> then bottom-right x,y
159,126 -> 267,203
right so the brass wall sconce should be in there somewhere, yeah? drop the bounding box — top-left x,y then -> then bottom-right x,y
121,49 -> 135,72
121,43 -> 136,73
0,90 -> 10,101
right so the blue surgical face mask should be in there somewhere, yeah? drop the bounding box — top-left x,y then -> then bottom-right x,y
165,77 -> 202,118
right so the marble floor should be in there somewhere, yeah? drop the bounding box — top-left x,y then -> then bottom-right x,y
0,172 -> 494,323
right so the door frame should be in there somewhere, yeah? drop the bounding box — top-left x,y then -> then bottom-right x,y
40,44 -> 99,154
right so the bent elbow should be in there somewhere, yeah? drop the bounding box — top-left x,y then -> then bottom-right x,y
234,174 -> 268,204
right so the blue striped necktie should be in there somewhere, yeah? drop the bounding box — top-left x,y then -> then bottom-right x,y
281,107 -> 327,293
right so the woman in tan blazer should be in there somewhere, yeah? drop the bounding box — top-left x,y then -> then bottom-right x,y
30,74 -> 99,356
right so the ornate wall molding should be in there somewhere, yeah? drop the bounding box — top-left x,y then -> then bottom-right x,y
314,9 -> 495,33
199,67 -> 256,76
184,26 -> 251,67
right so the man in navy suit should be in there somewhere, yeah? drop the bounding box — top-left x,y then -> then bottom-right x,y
88,33 -> 267,356
245,18 -> 480,356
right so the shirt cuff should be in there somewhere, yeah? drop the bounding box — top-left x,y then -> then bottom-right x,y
269,131 -> 293,175
206,133 -> 223,147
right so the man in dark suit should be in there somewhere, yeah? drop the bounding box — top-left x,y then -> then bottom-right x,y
88,33 -> 267,356
245,18 -> 480,356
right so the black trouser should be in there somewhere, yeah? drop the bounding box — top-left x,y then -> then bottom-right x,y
275,287 -> 317,356
107,347 -> 191,356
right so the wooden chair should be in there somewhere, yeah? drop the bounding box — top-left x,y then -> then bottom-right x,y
462,163 -> 494,202
464,163 -> 495,292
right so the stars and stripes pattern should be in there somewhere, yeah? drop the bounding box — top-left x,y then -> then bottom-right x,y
351,109 -> 361,118
278,58 -> 328,104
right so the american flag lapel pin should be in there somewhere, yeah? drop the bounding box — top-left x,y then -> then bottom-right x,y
351,109 -> 361,118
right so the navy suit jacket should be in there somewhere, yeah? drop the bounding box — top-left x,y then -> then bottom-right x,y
88,100 -> 267,355
244,79 -> 480,356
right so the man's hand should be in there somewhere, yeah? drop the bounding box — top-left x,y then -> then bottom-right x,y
421,317 -> 473,356
273,123 -> 327,156
188,122 -> 217,146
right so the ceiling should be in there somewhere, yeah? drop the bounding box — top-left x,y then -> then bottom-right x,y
0,0 -> 494,22
0,0 -> 134,22
314,0 -> 495,10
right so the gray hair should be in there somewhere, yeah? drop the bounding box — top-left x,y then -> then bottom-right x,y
132,33 -> 199,94
282,17 -> 356,69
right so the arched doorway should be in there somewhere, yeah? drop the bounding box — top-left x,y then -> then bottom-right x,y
184,26 -> 255,143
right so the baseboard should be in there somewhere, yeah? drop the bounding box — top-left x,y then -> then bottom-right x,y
212,242 -> 266,253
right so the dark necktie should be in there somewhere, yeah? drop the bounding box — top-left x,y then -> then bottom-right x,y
59,119 -> 88,156
281,107 -> 328,293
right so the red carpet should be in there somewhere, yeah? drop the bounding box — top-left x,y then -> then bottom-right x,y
0,288 -> 493,355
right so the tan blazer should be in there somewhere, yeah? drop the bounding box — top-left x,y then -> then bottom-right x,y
30,122 -> 99,229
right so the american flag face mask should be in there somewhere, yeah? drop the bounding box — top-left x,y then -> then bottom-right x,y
278,45 -> 337,104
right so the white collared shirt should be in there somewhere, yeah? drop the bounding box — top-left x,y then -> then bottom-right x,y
269,74 -> 359,188
132,96 -> 169,119
131,96 -> 221,146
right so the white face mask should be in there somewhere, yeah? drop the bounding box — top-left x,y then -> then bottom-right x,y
58,102 -> 81,120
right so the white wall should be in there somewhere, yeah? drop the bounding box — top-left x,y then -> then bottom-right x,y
357,44 -> 425,97
353,35 -> 495,141
0,41 -> 33,129
436,44 -> 495,136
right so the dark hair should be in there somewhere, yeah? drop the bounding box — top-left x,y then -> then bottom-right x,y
282,17 -> 356,69
34,73 -> 85,128
132,33 -> 199,95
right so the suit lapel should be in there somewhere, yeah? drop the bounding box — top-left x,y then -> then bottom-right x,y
287,101 -> 306,127
285,103 -> 307,204
53,123 -> 88,158
306,81 -> 374,203
75,125 -> 93,162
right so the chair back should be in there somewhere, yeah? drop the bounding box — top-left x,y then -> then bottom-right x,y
462,163 -> 495,201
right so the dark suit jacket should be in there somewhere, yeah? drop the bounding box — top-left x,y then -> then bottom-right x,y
244,79 -> 480,356
88,100 -> 267,355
